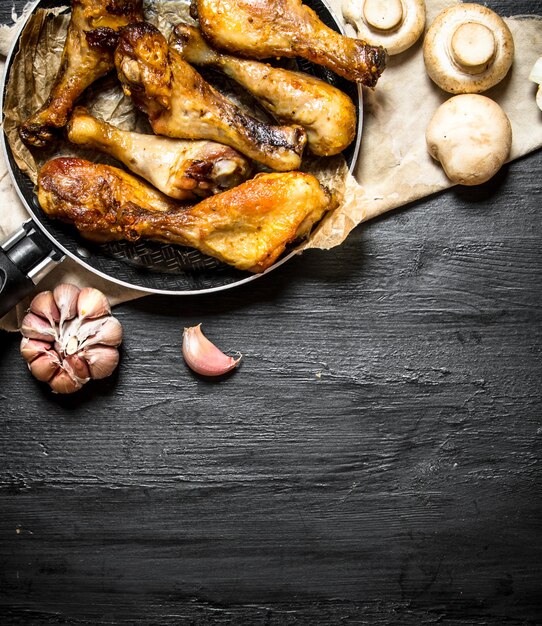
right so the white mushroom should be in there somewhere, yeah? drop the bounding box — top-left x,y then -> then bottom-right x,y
343,0 -> 425,55
426,94 -> 512,186
529,57 -> 542,112
423,3 -> 514,94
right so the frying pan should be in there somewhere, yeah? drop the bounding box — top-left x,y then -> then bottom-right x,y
0,0 -> 362,319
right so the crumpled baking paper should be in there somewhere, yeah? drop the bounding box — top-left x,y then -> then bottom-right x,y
1,0 -> 541,331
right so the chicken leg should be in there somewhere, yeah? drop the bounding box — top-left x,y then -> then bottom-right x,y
170,24 -> 357,157
19,0 -> 143,148
194,0 -> 386,86
67,107 -> 251,199
38,158 -> 336,272
114,22 -> 307,171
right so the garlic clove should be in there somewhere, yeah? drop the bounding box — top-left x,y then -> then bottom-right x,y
78,316 -> 123,349
20,337 -> 53,363
53,283 -> 80,327
49,368 -> 83,394
29,291 -> 60,327
182,324 -> 241,377
63,354 -> 91,382
65,335 -> 79,356
58,316 -> 82,355
29,351 -> 61,382
81,345 -> 120,380
77,287 -> 111,321
20,312 -> 56,342
76,317 -> 109,345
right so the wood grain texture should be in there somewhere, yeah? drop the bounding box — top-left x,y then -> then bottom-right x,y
1,1 -> 541,624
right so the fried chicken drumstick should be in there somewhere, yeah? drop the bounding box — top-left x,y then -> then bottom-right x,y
19,0 -> 143,148
114,22 -> 307,171
67,107 -> 251,200
194,0 -> 386,86
38,158 -> 336,272
170,24 -> 357,157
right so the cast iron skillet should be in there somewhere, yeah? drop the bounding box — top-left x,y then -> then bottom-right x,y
0,0 -> 362,318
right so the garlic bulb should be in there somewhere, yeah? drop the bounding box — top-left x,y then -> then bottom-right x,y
20,284 -> 122,394
182,324 -> 241,376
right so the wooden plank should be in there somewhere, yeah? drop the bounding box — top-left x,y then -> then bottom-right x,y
0,0 -> 541,623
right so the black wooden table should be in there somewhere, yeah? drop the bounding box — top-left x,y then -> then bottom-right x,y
1,1 -> 541,624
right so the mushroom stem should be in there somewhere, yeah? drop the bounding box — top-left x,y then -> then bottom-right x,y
363,0 -> 403,31
450,22 -> 496,74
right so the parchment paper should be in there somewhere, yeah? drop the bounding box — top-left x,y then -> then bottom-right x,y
1,0 -> 541,331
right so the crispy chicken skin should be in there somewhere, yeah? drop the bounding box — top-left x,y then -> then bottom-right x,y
114,22 -> 307,171
19,0 -> 143,148
67,107 -> 251,200
39,156 -> 178,218
38,158 -> 336,272
194,0 -> 386,86
170,24 -> 357,157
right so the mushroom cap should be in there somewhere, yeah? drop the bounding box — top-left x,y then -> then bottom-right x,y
423,3 -> 514,94
426,94 -> 512,186
342,0 -> 425,55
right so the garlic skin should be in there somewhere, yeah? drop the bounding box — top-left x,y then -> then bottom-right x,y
77,287 -> 111,320
29,291 -> 59,327
20,337 -> 52,362
53,283 -> 79,328
64,354 -> 91,380
29,351 -> 60,382
20,284 -> 122,394
182,324 -> 241,377
50,369 -> 83,395
82,345 -> 119,379
20,312 -> 56,342
78,316 -> 123,349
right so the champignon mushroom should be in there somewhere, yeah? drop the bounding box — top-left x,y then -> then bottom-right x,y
426,94 -> 512,186
529,57 -> 542,112
342,0 -> 425,55
423,3 -> 514,94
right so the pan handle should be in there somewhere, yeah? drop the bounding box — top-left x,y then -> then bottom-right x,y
0,219 -> 64,320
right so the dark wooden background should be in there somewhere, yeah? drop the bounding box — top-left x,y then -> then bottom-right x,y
1,1 -> 541,624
